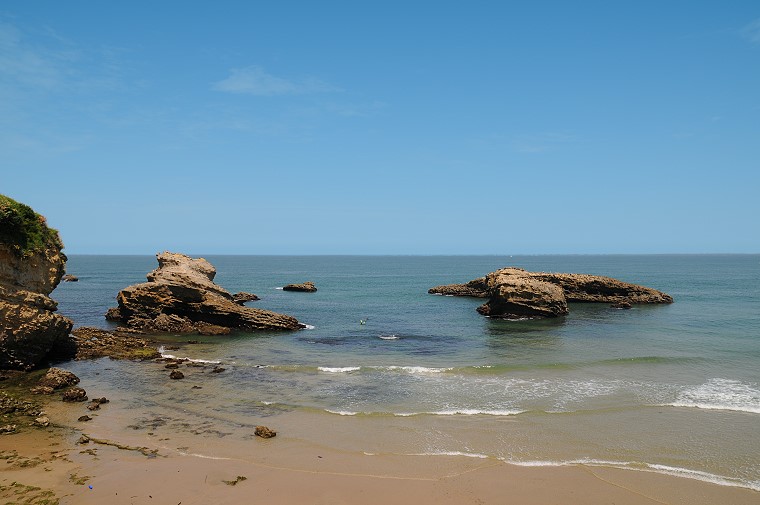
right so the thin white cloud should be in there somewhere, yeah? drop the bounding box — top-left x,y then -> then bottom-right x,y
213,66 -> 340,96
741,18 -> 760,44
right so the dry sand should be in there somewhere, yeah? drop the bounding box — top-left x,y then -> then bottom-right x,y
2,424 -> 759,505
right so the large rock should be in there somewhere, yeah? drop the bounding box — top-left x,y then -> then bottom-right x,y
477,271 -> 568,318
433,267 -> 672,319
0,195 -> 73,370
283,281 -> 317,292
110,252 -> 304,332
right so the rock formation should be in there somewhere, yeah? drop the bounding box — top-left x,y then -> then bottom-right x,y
0,195 -> 73,370
428,277 -> 488,297
232,292 -> 260,304
283,281 -> 317,292
50,326 -> 160,361
107,252 -> 304,332
432,267 -> 673,319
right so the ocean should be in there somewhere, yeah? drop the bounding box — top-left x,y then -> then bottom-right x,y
52,254 -> 760,491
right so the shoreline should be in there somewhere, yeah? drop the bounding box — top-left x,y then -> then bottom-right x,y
3,421 -> 760,505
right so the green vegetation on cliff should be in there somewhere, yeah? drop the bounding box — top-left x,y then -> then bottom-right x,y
0,194 -> 63,256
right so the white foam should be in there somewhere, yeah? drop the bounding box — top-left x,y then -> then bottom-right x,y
303,324 -> 316,330
505,458 -> 760,492
413,451 -> 489,459
381,365 -> 452,374
666,378 -> 760,414
318,366 -> 361,373
430,409 -> 524,416
325,409 -> 358,416
275,287 -> 284,290
379,335 -> 399,340
158,346 -> 221,364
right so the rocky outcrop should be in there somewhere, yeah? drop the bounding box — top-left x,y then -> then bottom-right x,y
232,292 -> 260,304
108,252 -> 304,333
283,281 -> 317,292
428,277 -> 488,298
0,195 -> 73,370
50,326 -> 160,361
477,271 -> 568,318
62,274 -> 78,282
433,267 -> 673,320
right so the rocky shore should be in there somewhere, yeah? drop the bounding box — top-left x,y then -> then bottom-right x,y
0,195 -> 73,370
430,267 -> 673,319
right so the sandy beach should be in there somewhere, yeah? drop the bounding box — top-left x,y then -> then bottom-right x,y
3,405 -> 759,505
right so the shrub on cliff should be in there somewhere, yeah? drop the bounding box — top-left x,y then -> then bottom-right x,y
0,194 -> 63,256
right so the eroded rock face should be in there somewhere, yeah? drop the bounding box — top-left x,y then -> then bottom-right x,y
477,271 -> 568,318
110,252 -> 304,332
0,242 -> 73,370
49,326 -> 160,361
433,266 -> 673,320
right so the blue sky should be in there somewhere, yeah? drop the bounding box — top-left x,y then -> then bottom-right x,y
2,1 -> 759,254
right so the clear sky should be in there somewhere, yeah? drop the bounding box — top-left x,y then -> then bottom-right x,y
2,1 -> 759,254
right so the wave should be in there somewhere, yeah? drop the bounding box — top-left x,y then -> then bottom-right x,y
324,408 -> 525,417
664,378 -> 760,414
158,346 -> 221,364
318,366 -> 361,373
303,324 -> 316,330
505,458 -> 760,492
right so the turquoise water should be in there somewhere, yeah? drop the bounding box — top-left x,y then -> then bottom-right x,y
53,255 -> 760,490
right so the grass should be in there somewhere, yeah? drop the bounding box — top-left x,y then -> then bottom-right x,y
0,194 -> 63,257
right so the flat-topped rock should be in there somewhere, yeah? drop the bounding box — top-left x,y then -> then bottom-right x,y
109,252 -> 304,332
283,281 -> 317,293
232,292 -> 260,304
432,267 -> 672,319
428,277 -> 488,298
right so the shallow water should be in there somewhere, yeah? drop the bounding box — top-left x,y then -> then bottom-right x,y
53,254 -> 760,490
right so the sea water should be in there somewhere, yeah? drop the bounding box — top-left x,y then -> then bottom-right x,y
53,255 -> 760,490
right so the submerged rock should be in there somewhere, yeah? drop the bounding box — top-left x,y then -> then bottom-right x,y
61,274 -> 78,282
169,370 -> 184,380
62,387 -> 88,402
433,267 -> 673,320
0,195 -> 73,370
109,252 -> 304,333
50,326 -> 160,361
282,281 -> 317,293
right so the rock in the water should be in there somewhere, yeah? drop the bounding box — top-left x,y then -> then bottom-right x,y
61,387 -> 88,402
109,252 -> 304,333
428,277 -> 488,298
477,271 -> 568,319
77,435 -> 90,444
435,267 -> 673,320
0,195 -> 73,370
87,401 -> 101,411
62,274 -> 78,282
104,306 -> 122,321
169,370 -> 184,380
37,367 -> 80,390
282,281 -> 317,293
232,292 -> 260,305
254,425 -> 276,438
78,415 -> 92,422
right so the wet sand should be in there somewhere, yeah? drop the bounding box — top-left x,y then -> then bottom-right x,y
3,422 -> 759,505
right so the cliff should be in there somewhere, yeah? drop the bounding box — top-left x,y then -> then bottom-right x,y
0,195 -> 73,370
